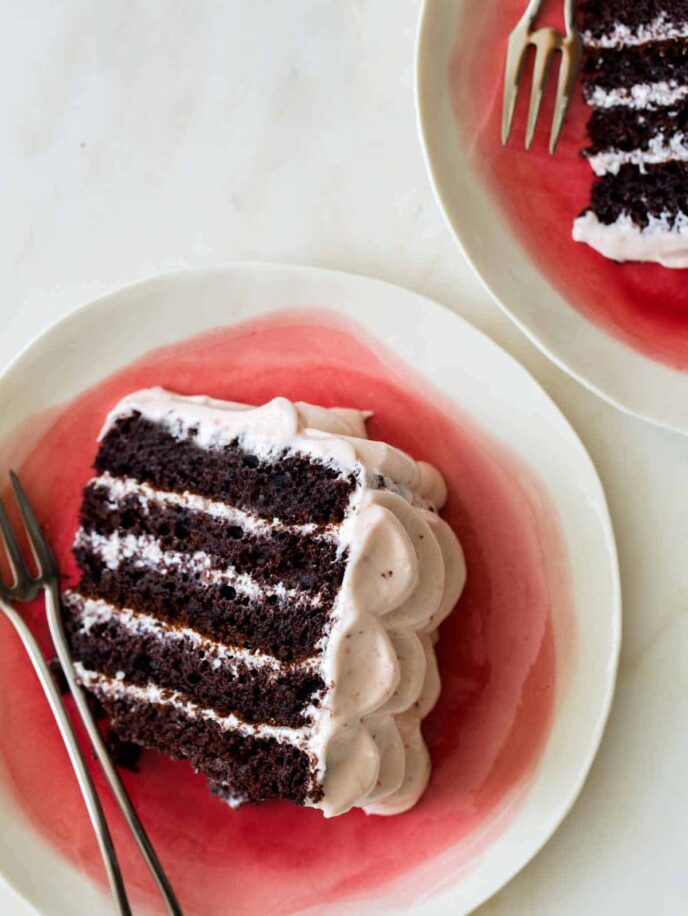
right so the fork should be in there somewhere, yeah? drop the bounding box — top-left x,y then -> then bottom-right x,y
0,472 -> 182,916
502,0 -> 582,153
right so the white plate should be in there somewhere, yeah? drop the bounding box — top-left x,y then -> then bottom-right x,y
0,264 -> 620,914
416,0 -> 688,436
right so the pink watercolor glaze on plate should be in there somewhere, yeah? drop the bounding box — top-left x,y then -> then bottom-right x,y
0,306 -> 564,915
449,0 -> 688,370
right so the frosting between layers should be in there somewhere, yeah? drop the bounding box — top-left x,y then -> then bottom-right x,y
88,390 -> 467,816
582,16 -> 688,49
65,593 -> 317,674
90,472 -> 332,539
74,663 -> 307,746
586,132 -> 688,175
587,82 -> 688,110
573,209 -> 688,267
74,528 -> 318,606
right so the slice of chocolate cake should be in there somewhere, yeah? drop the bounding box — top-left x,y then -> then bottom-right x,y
573,1 -> 688,266
63,389 -> 466,817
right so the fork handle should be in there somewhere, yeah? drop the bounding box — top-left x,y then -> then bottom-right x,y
1,600 -> 131,916
44,585 -> 183,916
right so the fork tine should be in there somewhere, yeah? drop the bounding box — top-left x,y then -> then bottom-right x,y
525,33 -> 557,150
502,0 -> 547,146
0,494 -> 27,587
549,35 -> 582,154
10,471 -> 57,580
502,30 -> 529,146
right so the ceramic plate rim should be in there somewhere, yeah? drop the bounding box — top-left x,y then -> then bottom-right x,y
415,0 -> 688,437
0,262 -> 621,915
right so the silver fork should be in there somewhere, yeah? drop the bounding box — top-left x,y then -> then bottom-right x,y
0,472 -> 182,916
502,0 -> 582,154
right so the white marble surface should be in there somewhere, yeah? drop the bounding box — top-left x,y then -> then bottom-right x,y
0,1 -> 686,914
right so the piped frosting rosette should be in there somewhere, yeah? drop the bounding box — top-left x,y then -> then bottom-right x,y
271,400 -> 466,817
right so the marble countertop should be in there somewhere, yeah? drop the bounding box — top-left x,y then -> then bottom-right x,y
1,2 -> 687,913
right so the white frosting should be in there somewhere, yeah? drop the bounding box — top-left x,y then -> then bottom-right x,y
416,461 -> 448,507
587,82 -> 688,110
414,634 -> 442,719
573,210 -> 688,268
583,16 -> 688,49
586,133 -> 688,175
359,714 -> 405,805
365,491 -> 444,631
363,711 -> 431,816
375,632 -> 427,716
87,389 -> 467,816
419,510 -> 467,633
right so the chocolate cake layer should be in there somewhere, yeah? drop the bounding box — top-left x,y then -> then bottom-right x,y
584,42 -> 688,95
584,106 -> 688,154
64,599 -> 323,726
74,547 -> 330,662
96,688 -> 319,805
580,1 -> 688,41
584,160 -> 688,226
96,414 -> 356,526
80,481 -> 345,601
